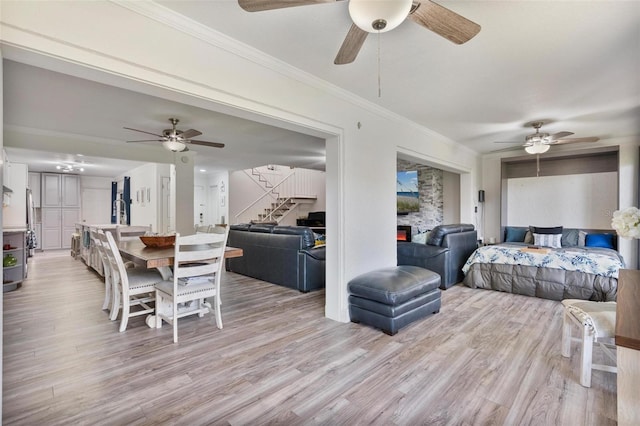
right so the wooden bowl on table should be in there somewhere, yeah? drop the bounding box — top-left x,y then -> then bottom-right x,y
139,235 -> 175,248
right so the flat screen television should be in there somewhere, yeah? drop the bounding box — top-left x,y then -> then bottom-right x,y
397,170 -> 419,214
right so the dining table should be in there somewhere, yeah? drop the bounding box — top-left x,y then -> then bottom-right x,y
118,239 -> 243,269
117,239 -> 243,328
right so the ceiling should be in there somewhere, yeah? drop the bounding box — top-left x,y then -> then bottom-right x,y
3,1 -> 640,177
3,60 -> 327,177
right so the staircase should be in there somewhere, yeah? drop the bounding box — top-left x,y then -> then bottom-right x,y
256,196 -> 316,223
236,167 -> 317,224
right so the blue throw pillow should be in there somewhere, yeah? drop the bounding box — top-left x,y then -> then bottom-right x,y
585,233 -> 615,249
505,227 -> 527,242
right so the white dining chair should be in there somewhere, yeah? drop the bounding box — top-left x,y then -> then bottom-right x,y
116,225 -> 152,242
104,231 -> 163,332
94,230 -> 114,312
154,228 -> 229,343
194,224 -> 211,234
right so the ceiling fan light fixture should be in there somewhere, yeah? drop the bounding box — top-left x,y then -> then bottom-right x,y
525,143 -> 550,154
162,140 -> 187,152
348,0 -> 412,33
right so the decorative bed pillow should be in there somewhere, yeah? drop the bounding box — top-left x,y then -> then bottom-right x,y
505,227 -> 527,242
530,226 -> 563,235
533,232 -> 562,248
561,228 -> 580,247
585,233 -> 615,249
578,230 -> 588,246
524,230 -> 534,244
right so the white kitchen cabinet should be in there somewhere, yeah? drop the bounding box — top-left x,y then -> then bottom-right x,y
40,174 -> 80,249
41,173 -> 79,208
42,208 -> 80,250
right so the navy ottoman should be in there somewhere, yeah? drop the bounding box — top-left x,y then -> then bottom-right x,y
348,265 -> 441,335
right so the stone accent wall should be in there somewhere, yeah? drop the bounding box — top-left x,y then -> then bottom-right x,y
397,159 -> 444,237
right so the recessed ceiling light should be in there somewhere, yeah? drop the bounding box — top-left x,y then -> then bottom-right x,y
199,169 -> 206,173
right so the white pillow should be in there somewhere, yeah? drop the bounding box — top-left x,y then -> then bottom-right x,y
533,233 -> 562,248
412,231 -> 430,244
578,230 -> 588,246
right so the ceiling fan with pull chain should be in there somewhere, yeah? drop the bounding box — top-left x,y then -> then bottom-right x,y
124,118 -> 225,152
237,0 -> 481,65
495,121 -> 600,176
495,121 -> 600,154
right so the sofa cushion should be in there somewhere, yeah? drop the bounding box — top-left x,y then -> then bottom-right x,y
230,223 -> 252,231
426,224 -> 475,246
300,245 -> 326,261
273,226 -> 315,248
249,224 -> 276,233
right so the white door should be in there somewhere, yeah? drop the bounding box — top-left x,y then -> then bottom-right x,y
194,184 -> 206,226
208,185 -> 220,225
81,188 -> 111,224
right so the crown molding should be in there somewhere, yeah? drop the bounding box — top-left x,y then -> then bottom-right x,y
110,0 -> 465,150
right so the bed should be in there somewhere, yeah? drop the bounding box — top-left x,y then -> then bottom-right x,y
462,227 -> 625,301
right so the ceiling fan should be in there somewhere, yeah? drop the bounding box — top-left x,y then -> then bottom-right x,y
496,121 -> 600,154
237,0 -> 481,64
124,118 -> 225,152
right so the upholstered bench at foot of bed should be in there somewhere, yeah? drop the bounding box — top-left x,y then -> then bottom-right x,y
348,265 -> 441,335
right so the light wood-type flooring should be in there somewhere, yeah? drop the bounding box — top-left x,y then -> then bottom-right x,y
3,251 -> 617,425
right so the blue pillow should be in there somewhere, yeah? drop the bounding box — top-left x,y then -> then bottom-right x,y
585,233 -> 615,249
505,227 -> 528,242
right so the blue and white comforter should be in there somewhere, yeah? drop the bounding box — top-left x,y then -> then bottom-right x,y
463,244 -> 625,279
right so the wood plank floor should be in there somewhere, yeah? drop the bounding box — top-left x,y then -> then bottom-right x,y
3,251 -> 617,425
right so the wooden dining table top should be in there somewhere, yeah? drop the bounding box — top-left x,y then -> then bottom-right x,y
118,239 -> 243,269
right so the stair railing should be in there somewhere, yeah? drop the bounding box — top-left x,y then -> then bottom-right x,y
235,169 -> 296,223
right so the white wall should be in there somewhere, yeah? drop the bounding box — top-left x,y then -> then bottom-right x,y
119,163 -> 159,230
0,1 -> 480,322
507,172 -> 617,229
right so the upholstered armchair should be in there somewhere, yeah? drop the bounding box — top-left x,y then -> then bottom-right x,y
397,224 -> 478,289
